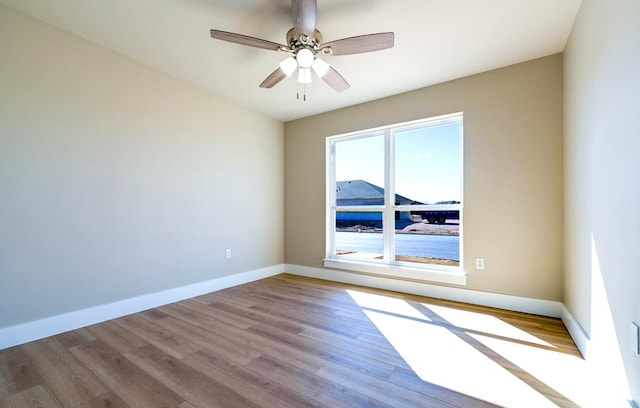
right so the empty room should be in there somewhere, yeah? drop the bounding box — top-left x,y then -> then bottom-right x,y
1,0 -> 638,407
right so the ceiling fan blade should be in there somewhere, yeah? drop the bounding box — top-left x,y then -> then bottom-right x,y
321,66 -> 350,92
320,32 -> 394,56
291,0 -> 317,38
259,67 -> 288,88
210,30 -> 287,52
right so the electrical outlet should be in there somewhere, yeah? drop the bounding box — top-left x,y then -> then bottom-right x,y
225,249 -> 232,259
475,257 -> 485,270
631,322 -> 640,354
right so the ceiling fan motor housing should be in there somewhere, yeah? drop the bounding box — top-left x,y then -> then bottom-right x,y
286,28 -> 324,55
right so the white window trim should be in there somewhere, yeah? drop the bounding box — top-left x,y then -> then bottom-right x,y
322,258 -> 467,285
324,112 -> 466,286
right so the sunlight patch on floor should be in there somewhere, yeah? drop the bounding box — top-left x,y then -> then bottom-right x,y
423,303 -> 554,348
343,289 -> 618,407
346,290 -> 431,321
362,308 -> 558,407
470,332 -> 621,407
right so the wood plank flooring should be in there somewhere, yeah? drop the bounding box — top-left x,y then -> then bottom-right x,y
0,274 -> 583,407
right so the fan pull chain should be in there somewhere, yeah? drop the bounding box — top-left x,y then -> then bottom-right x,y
296,82 -> 308,102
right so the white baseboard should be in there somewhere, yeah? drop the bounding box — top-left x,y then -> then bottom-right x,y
560,304 -> 589,358
0,265 -> 284,350
284,264 -> 564,318
0,263 -> 584,355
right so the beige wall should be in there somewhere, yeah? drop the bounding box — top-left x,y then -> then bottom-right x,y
285,54 -> 564,301
564,0 -> 640,402
0,6 -> 284,328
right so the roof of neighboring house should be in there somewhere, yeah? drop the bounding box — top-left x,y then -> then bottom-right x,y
336,180 -> 420,204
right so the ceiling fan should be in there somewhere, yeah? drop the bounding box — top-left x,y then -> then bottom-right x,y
210,0 -> 394,98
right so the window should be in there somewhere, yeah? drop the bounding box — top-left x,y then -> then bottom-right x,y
325,113 -> 465,285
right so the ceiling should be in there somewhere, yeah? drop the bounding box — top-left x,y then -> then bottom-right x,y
1,0 -> 582,122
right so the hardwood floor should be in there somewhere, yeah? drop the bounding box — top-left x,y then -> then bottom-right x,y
0,274 -> 583,408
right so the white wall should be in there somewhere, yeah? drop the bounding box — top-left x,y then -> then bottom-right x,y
0,6 -> 284,329
564,0 -> 640,404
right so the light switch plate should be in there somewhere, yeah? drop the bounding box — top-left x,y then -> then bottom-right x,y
631,322 -> 640,354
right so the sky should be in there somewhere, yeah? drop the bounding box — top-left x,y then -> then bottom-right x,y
335,122 -> 461,204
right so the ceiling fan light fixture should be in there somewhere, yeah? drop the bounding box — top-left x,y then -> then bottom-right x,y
296,48 -> 314,69
312,57 -> 330,78
279,57 -> 297,77
298,67 -> 312,84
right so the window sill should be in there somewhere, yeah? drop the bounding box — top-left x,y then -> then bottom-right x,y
322,258 -> 467,286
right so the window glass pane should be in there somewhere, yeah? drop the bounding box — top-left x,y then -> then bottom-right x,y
335,211 -> 383,260
394,123 -> 461,205
335,135 -> 384,206
395,211 -> 460,266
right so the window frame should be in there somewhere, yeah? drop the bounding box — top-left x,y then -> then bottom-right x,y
324,113 -> 466,285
